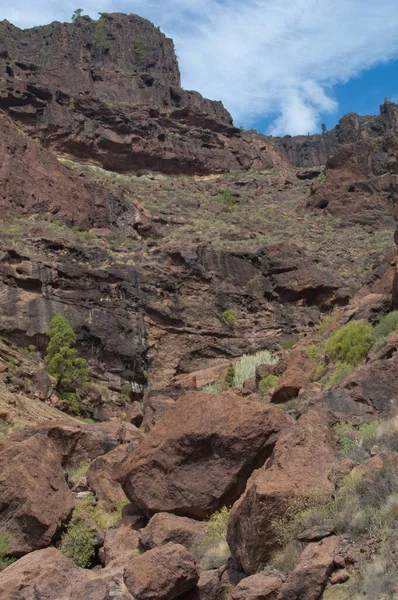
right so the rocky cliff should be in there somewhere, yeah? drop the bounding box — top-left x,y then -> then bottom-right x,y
0,11 -> 398,600
0,14 -> 282,174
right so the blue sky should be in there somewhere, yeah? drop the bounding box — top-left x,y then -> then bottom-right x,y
2,0 -> 398,136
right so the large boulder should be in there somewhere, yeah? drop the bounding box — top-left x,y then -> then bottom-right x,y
230,574 -> 283,600
119,392 -> 293,518
11,420 -> 144,468
270,349 -> 315,403
139,513 -> 206,551
279,536 -> 340,600
0,548 -> 85,600
87,443 -> 137,511
227,411 -> 335,574
0,434 -> 74,555
124,542 -> 199,600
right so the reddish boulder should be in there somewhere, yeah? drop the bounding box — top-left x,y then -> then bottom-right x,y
270,349 -> 314,403
227,411 -> 335,574
124,542 -> 199,599
127,401 -> 144,427
139,512 -> 206,550
87,443 -> 137,511
279,536 -> 340,600
120,392 -> 293,518
0,434 -> 74,555
0,548 -> 85,600
102,525 -> 140,565
142,395 -> 175,432
11,420 -> 144,469
230,574 -> 283,600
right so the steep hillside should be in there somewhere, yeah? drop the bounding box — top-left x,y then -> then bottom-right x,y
0,12 -> 398,600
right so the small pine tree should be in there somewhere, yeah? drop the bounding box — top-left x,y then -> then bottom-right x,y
45,314 -> 90,390
321,123 -> 327,134
93,19 -> 106,48
225,362 -> 235,389
71,8 -> 84,22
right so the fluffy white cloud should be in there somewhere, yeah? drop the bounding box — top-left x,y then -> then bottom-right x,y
3,0 -> 398,134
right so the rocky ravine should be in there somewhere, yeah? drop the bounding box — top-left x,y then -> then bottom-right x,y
0,11 -> 398,600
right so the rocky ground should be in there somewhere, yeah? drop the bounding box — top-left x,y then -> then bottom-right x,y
0,11 -> 398,600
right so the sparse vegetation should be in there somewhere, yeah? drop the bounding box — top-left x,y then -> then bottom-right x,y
68,461 -> 91,484
71,8 -> 84,22
279,336 -> 297,350
0,533 -> 16,568
193,507 -> 231,570
93,19 -> 106,48
221,309 -> 237,327
373,311 -> 398,342
258,374 -> 280,395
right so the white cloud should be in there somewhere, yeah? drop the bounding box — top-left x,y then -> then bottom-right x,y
3,0 -> 398,134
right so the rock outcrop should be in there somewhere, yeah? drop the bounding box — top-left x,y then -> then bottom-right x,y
120,391 -> 293,518
0,15 -> 282,175
227,411 -> 335,574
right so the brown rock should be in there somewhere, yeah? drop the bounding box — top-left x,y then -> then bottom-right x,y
127,401 -> 144,427
120,392 -> 293,518
87,443 -> 136,511
330,569 -> 350,585
227,411 -> 335,574
124,542 -> 199,599
0,434 -> 74,555
139,513 -> 206,550
102,525 -> 140,565
279,536 -> 340,600
270,349 -> 314,403
11,420 -> 144,469
297,527 -> 335,543
142,395 -> 175,432
0,548 -> 85,600
230,574 -> 283,600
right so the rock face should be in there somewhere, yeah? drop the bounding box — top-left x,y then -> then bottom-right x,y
0,434 -> 74,555
124,542 -> 199,599
120,391 -> 293,518
227,411 -> 335,574
279,536 -> 340,600
0,15 -> 281,175
0,112 -> 141,232
270,348 -> 315,403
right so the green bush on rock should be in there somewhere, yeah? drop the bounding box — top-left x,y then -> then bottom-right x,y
324,321 -> 372,366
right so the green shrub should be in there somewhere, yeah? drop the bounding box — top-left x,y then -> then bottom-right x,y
61,392 -> 80,416
193,507 -> 231,570
68,461 -> 90,484
201,382 -> 225,395
225,362 -> 235,389
324,361 -> 354,388
221,310 -> 237,327
0,533 -> 16,568
45,314 -> 90,391
319,315 -> 336,336
258,375 -> 280,395
221,189 -> 235,206
61,513 -> 96,568
303,344 -> 323,360
279,336 -> 297,350
93,19 -> 106,48
373,311 -> 398,341
233,350 -> 277,389
324,321 -> 372,366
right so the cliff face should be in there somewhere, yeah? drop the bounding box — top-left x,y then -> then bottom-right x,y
0,14 -> 282,174
268,103 -> 398,167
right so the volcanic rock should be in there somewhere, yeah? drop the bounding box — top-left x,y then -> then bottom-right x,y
227,411 -> 335,574
119,391 -> 293,518
230,574 -> 283,600
139,513 -> 206,551
124,542 -> 199,600
279,536 -> 340,600
0,434 -> 73,555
